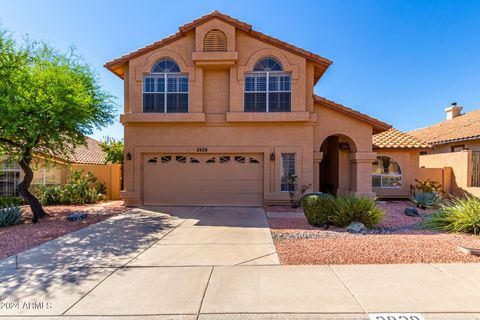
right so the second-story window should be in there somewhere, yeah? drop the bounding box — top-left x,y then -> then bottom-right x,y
244,57 -> 291,112
143,58 -> 188,113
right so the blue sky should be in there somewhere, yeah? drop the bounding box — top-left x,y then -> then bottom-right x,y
2,0 -> 479,141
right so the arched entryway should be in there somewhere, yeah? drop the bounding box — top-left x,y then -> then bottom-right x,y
318,134 -> 357,195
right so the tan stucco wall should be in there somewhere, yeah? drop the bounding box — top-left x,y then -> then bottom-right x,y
119,17 -> 378,205
373,150 -> 420,198
71,163 -> 122,200
419,150 -> 480,197
417,167 -> 452,194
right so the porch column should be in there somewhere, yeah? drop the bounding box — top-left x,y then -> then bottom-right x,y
348,152 -> 376,198
313,152 -> 323,192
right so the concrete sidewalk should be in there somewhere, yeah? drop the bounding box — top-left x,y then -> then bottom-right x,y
1,264 -> 480,319
1,207 -> 480,319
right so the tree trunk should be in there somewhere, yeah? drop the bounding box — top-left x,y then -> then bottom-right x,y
17,155 -> 46,223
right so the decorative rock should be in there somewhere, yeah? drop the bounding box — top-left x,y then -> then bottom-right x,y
346,222 -> 367,233
67,212 -> 88,221
404,207 -> 420,217
458,246 -> 480,256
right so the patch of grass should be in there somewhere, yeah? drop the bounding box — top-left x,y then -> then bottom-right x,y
331,193 -> 384,228
425,196 -> 480,235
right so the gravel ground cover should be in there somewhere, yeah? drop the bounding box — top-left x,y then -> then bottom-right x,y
0,200 -> 127,259
269,201 -> 480,264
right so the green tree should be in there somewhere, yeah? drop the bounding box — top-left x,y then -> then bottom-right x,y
0,29 -> 116,222
100,137 -> 124,164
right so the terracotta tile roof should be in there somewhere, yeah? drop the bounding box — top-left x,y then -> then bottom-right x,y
313,95 -> 391,133
66,137 -> 106,164
104,11 -> 332,78
409,109 -> 480,145
373,128 -> 431,150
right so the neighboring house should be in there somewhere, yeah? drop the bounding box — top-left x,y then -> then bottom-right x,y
410,103 -> 480,153
372,128 -> 431,198
0,137 -> 121,200
409,103 -> 480,197
106,11 -> 444,206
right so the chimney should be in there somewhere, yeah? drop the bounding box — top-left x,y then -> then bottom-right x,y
445,102 -> 463,120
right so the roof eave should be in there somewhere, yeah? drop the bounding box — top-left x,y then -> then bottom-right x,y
103,11 -> 333,78
430,135 -> 480,146
314,95 -> 391,133
373,146 -> 433,151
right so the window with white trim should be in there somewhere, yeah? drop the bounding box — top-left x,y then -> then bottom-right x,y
0,161 -> 20,197
244,57 -> 291,112
143,58 -> 188,113
372,156 -> 402,188
280,153 -> 296,192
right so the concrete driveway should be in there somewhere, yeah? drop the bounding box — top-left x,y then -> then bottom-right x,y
2,206 -> 480,319
127,206 -> 279,266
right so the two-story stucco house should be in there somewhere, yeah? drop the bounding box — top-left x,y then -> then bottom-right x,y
105,11 -> 400,206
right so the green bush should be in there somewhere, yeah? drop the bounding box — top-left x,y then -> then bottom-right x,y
0,204 -> 23,227
39,170 -> 108,205
424,196 -> 480,235
331,193 -> 384,228
301,193 -> 335,226
0,197 -> 24,207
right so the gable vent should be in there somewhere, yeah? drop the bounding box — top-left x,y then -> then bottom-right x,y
203,29 -> 227,52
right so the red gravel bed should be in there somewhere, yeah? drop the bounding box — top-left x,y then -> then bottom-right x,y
0,201 -> 127,259
269,200 -> 480,264
275,234 -> 480,264
377,201 -> 435,228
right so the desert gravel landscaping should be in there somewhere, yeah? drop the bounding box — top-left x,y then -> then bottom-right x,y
0,200 -> 127,259
267,201 -> 480,264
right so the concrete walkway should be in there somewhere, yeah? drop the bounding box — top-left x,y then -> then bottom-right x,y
1,206 -> 480,319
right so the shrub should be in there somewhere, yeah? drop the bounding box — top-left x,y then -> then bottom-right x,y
301,193 -> 335,226
410,191 -> 442,209
0,197 -> 24,207
0,204 -> 23,227
331,193 -> 383,228
425,196 -> 480,235
414,179 -> 443,193
39,170 -> 108,205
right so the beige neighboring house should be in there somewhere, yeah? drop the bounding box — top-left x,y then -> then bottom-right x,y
409,103 -> 480,197
0,137 -> 121,200
104,11 -> 438,206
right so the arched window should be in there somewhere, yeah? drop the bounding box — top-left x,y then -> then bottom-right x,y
203,29 -> 227,52
372,156 -> 402,188
151,58 -> 180,73
253,57 -> 283,71
0,161 -> 20,196
143,58 -> 188,113
244,57 -> 291,112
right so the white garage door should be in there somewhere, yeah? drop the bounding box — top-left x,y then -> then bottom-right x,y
143,154 -> 264,205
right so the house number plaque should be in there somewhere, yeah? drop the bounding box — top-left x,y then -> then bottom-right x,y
196,147 -> 208,152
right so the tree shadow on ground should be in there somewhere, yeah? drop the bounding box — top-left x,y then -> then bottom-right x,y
0,206 -> 197,301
